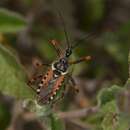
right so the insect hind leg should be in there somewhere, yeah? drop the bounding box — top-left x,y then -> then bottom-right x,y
69,76 -> 79,93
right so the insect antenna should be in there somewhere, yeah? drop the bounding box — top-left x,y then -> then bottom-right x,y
71,32 -> 96,50
68,32 -> 96,64
56,7 -> 71,49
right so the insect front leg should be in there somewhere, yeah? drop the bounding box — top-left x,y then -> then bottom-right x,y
32,57 -> 51,69
69,56 -> 91,65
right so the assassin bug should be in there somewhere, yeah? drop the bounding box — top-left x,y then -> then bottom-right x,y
28,11 -> 93,105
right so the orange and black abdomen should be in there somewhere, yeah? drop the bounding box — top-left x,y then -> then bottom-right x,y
40,69 -> 54,87
38,75 -> 65,104
36,68 -> 54,94
28,69 -> 53,92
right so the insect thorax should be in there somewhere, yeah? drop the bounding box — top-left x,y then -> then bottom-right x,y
52,58 -> 69,78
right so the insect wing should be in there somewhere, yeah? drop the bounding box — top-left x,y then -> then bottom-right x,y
38,75 -> 65,104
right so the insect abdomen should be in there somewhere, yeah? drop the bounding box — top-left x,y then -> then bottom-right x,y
38,75 -> 65,104
36,69 -> 53,94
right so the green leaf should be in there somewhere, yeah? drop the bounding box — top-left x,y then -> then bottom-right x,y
97,85 -> 122,107
101,113 -> 117,130
85,112 -> 104,130
101,101 -> 130,130
0,44 -> 35,99
116,114 -> 130,130
0,8 -> 27,33
101,101 -> 118,130
101,101 -> 117,115
116,88 -> 130,115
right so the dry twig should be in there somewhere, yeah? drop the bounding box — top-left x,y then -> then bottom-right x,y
58,106 -> 99,119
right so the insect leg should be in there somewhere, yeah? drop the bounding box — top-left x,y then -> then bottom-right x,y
69,56 -> 91,65
69,76 -> 79,93
27,74 -> 43,91
32,58 -> 51,69
49,39 -> 64,57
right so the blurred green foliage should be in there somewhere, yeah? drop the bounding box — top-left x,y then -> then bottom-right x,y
0,8 -> 35,100
0,101 -> 11,130
0,9 -> 27,33
50,114 -> 65,130
97,85 -> 122,107
0,44 -> 35,99
86,86 -> 130,130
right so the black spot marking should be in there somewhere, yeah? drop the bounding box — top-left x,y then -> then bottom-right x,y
38,74 -> 43,78
41,81 -> 43,84
43,76 -> 46,79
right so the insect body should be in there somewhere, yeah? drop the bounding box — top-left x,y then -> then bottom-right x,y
28,39 -> 91,105
28,11 -> 93,105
